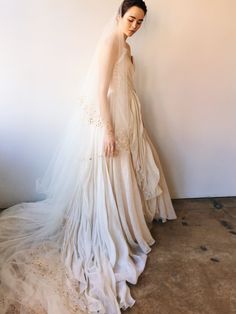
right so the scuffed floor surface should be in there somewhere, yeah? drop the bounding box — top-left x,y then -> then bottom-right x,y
124,197 -> 236,314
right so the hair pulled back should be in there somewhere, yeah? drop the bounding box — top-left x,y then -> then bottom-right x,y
119,0 -> 147,17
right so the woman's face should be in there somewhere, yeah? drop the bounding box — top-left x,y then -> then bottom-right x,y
119,6 -> 145,38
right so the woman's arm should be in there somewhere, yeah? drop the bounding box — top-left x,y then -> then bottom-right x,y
98,37 -> 118,157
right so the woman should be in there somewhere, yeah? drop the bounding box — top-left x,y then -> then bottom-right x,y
0,1 -> 177,313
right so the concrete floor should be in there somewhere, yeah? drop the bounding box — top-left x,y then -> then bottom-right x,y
124,197 -> 236,314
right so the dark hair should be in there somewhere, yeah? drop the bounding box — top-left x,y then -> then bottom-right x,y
119,0 -> 147,17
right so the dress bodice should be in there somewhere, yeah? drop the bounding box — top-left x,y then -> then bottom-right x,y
109,47 -> 135,92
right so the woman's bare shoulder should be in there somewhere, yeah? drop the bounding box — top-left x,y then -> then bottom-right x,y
98,33 -> 119,61
103,32 -> 119,49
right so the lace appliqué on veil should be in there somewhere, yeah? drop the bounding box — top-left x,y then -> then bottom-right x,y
0,242 -> 87,314
77,96 -> 103,128
76,96 -> 131,152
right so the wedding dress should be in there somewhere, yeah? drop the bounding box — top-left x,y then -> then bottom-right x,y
0,14 -> 177,314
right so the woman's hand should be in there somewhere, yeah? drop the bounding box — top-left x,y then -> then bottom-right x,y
103,130 -> 118,158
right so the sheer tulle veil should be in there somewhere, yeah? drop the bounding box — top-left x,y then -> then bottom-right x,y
35,4 -> 130,204
0,4 -> 135,314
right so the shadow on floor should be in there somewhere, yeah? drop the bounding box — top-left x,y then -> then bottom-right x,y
124,196 -> 236,314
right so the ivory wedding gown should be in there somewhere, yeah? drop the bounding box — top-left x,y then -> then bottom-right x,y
0,46 -> 177,314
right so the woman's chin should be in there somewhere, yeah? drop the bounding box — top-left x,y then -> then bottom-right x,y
127,32 -> 134,37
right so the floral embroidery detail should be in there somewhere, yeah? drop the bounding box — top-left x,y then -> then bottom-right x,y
77,96 -> 103,128
76,97 -> 131,152
115,130 -> 130,151
0,243 -> 88,313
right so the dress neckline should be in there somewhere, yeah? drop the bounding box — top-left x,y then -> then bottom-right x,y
123,47 -> 134,66
114,47 -> 134,68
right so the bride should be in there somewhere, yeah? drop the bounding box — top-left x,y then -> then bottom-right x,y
0,1 -> 177,313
